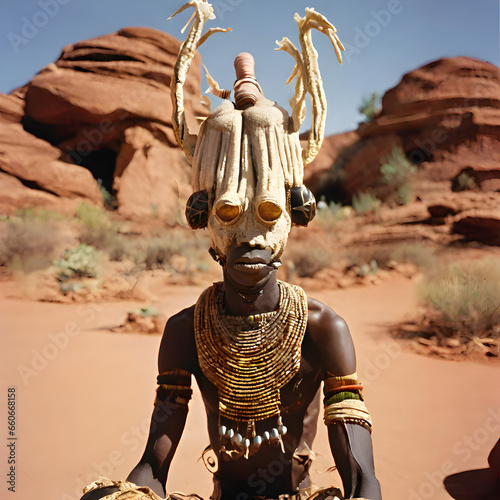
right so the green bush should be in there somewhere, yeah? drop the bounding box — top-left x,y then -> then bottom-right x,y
99,182 -> 117,209
128,306 -> 160,317
455,171 -> 477,191
358,92 -> 381,122
352,191 -> 381,215
55,244 -> 102,279
417,258 -> 500,334
379,146 -> 417,205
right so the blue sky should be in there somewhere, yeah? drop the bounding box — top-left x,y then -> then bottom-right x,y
1,0 -> 499,135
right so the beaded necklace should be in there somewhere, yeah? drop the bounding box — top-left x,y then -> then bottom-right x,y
194,280 -> 308,459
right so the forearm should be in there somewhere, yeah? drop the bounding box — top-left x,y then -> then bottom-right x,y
126,401 -> 189,498
328,423 -> 382,500
127,461 -> 166,498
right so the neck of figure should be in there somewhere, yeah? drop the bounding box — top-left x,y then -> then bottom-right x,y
222,271 -> 280,316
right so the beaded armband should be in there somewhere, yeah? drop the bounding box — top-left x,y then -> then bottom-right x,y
323,372 -> 372,433
155,368 -> 192,409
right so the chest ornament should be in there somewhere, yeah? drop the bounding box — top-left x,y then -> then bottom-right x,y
194,280 -> 308,459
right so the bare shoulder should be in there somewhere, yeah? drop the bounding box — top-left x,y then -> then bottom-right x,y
307,297 -> 350,339
158,305 -> 197,374
306,297 -> 356,376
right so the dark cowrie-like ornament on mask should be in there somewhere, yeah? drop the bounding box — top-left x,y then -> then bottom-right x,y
185,190 -> 209,229
290,186 -> 316,226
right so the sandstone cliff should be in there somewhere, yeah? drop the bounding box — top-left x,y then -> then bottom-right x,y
0,27 -> 208,220
305,56 -> 500,245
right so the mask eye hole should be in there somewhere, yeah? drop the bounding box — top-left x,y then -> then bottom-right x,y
257,201 -> 282,223
216,203 -> 241,223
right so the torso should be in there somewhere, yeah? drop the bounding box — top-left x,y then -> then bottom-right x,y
161,305 -> 329,498
192,329 -> 323,499
158,291 -> 354,500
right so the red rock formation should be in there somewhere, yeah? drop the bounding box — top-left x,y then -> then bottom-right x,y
303,130 -> 358,199
371,57 -> 500,178
0,92 -> 25,123
0,26 -> 208,219
453,210 -> 500,246
304,56 -> 500,245
1,118 -> 102,196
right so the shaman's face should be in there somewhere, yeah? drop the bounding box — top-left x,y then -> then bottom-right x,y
191,98 -> 304,264
174,0 -> 343,275
207,168 -> 292,265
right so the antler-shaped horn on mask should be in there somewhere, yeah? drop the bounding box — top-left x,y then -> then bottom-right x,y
276,8 -> 344,165
169,0 -> 229,163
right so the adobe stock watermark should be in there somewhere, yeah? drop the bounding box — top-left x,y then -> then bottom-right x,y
7,0 -> 73,54
69,111 -> 129,166
407,97 -> 480,165
62,404 -> 177,500
342,0 -> 404,64
361,340 -> 401,388
17,303 -> 104,385
407,406 -> 500,500
62,417 -> 149,500
211,0 -> 244,20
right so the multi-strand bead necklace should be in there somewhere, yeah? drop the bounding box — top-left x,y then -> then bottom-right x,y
194,280 -> 308,460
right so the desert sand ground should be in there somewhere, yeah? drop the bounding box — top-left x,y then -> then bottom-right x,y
1,274 -> 499,500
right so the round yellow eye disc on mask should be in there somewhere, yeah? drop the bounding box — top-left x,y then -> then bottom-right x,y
216,203 -> 240,222
258,201 -> 282,222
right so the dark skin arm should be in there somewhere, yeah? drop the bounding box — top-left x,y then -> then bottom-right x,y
307,298 -> 382,500
126,306 -> 197,498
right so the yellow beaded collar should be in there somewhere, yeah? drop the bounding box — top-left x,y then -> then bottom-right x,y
194,280 -> 308,423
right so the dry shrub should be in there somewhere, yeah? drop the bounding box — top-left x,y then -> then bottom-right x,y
287,242 -> 333,278
390,257 -> 500,358
131,236 -> 178,270
391,243 -> 436,271
417,258 -> 500,335
314,200 -> 352,231
129,228 -> 211,273
346,245 -> 394,272
76,203 -> 127,261
377,146 -> 416,205
352,191 -> 381,215
0,211 -> 63,273
347,242 -> 436,275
